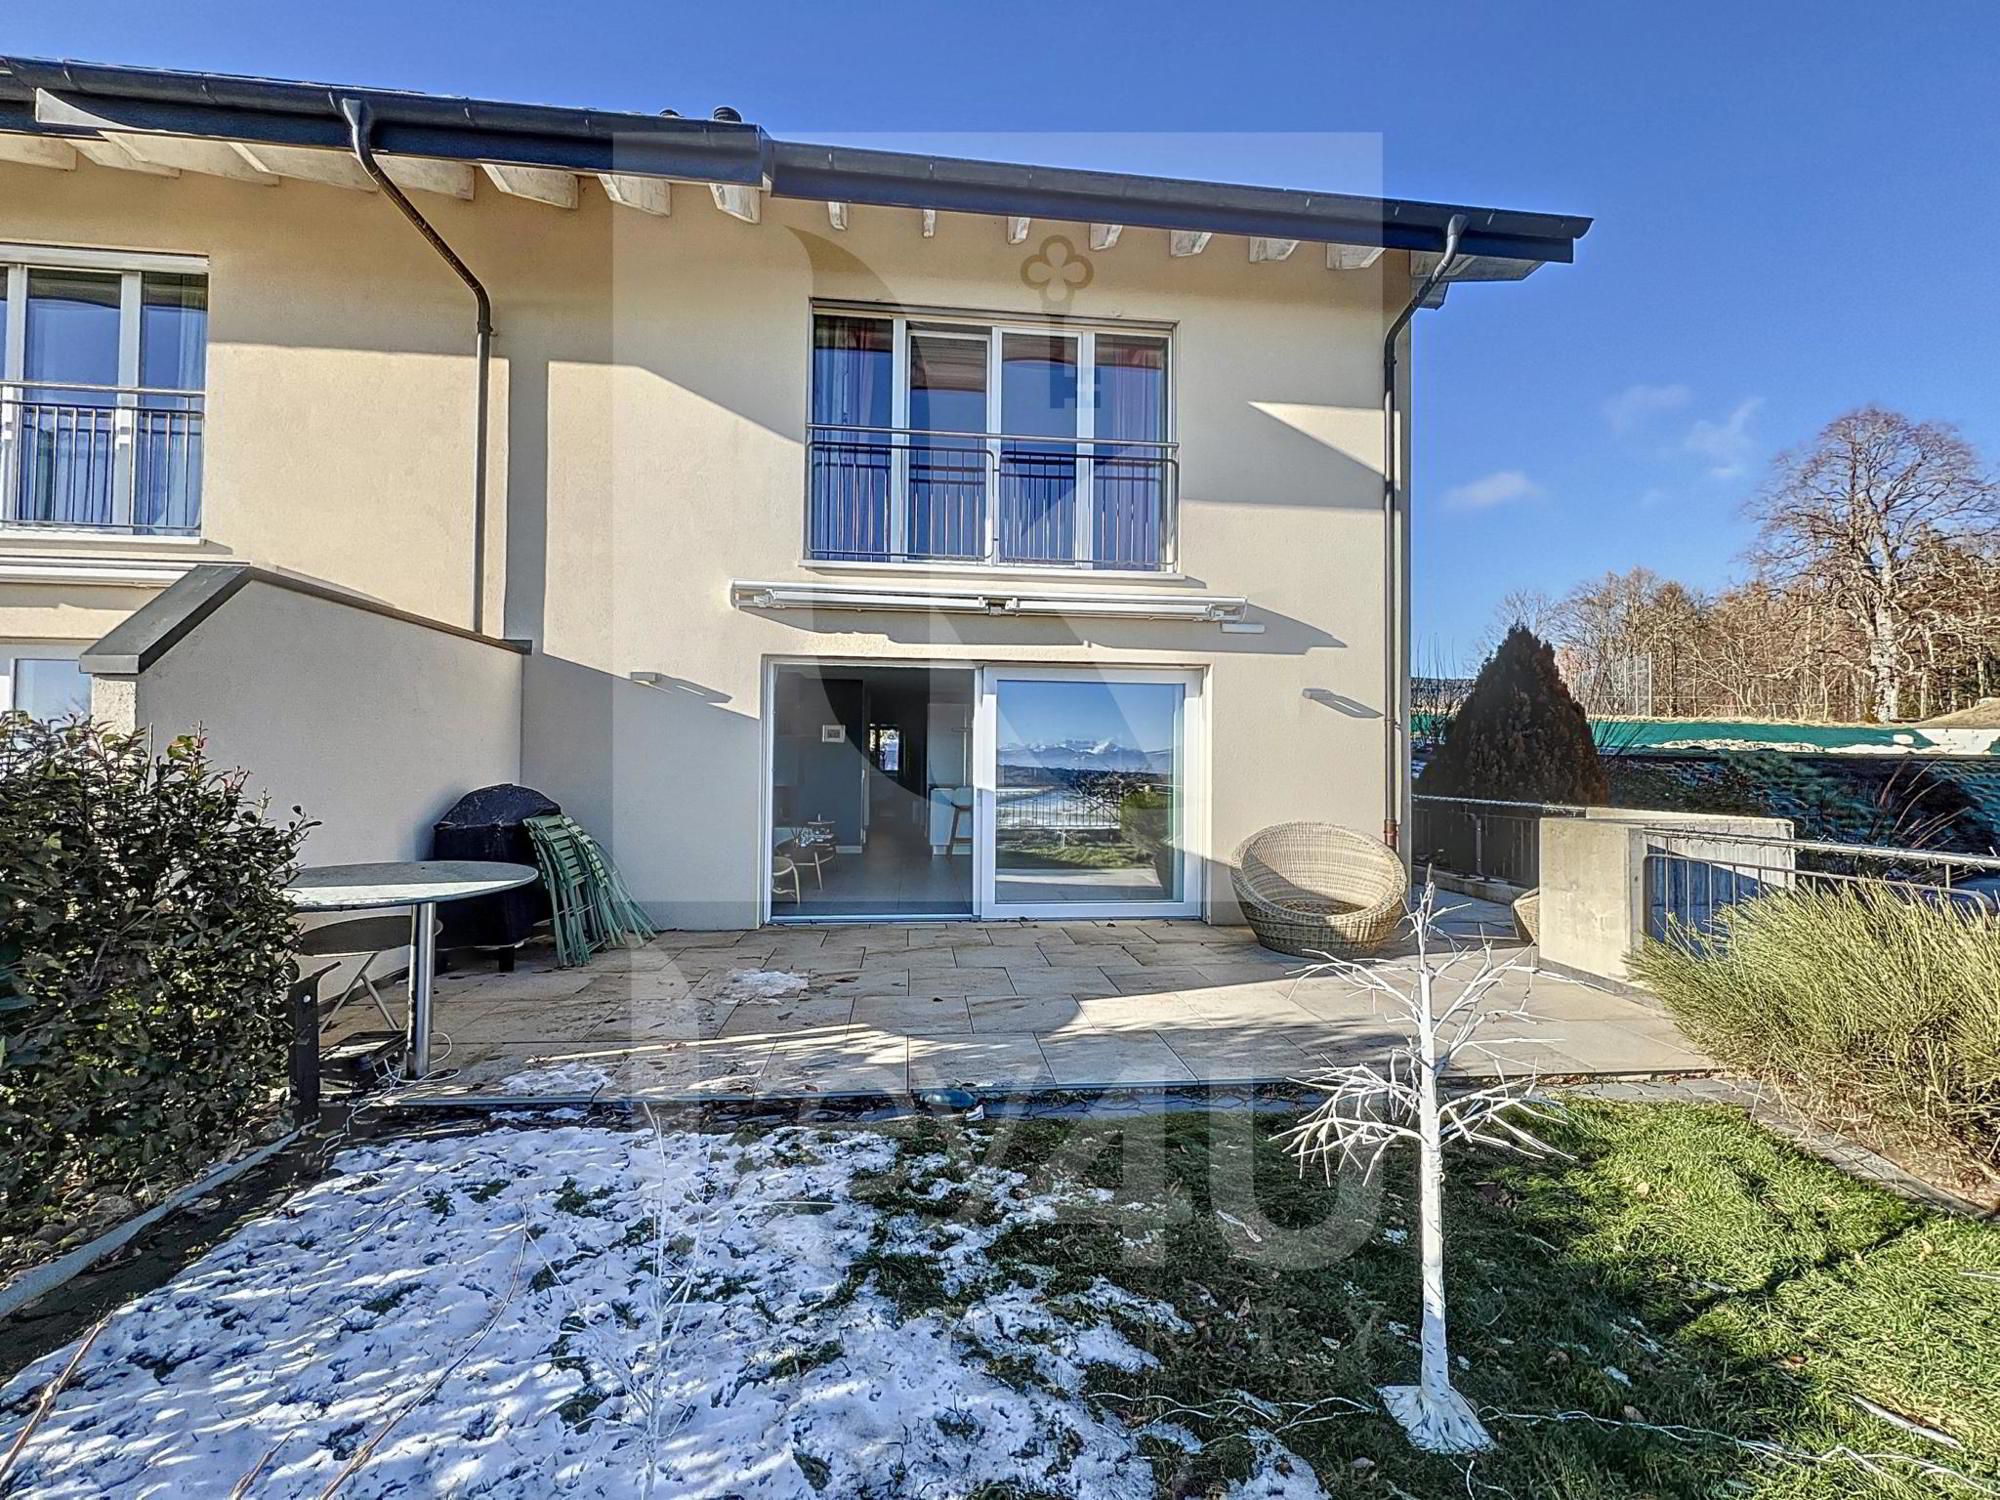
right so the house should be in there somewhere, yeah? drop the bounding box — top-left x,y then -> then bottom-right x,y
0,56 -> 1589,930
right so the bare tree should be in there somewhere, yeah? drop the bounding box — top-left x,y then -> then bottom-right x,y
1746,407 -> 1998,722
1471,587 -> 1559,667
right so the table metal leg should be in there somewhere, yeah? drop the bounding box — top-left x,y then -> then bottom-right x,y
407,900 -> 438,1079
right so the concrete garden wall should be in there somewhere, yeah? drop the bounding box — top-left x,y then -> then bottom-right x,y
1538,809 -> 1794,988
84,568 -> 526,866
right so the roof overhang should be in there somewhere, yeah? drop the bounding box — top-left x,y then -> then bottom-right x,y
0,55 -> 1589,273
768,141 -> 1584,264
731,580 -> 1250,623
5,56 -> 768,184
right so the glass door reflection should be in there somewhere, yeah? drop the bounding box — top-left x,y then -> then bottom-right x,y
989,674 -> 1186,909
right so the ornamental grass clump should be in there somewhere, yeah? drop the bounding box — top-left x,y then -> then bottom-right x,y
1631,881 -> 2000,1189
0,714 -> 309,1250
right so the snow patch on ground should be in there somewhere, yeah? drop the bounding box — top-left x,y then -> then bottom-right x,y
495,1059 -> 614,1095
718,969 -> 809,1001
0,1123 -> 1188,1498
1223,1432 -> 1333,1498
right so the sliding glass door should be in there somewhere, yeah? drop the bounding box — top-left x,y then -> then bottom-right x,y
973,667 -> 1204,918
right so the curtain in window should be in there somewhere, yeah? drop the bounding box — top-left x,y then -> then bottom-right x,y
809,315 -> 893,559
1092,336 -> 1168,568
135,274 -> 207,533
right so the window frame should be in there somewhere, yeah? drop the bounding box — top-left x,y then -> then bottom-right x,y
805,303 -> 1177,576
0,641 -> 93,720
0,244 -> 209,539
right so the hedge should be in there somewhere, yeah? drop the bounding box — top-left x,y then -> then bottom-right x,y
0,715 -> 309,1248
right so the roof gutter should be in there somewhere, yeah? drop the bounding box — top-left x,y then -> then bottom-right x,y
769,141 -> 1580,262
340,95 -> 492,635
1380,213 -> 1467,854
16,55 -> 768,181
4,56 -> 1581,263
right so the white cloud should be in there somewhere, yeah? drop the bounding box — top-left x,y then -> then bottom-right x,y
1442,469 -> 1541,510
1603,382 -> 1691,434
1683,397 -> 1764,478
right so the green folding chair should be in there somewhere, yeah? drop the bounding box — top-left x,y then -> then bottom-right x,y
524,815 -> 656,967
525,815 -> 600,967
560,816 -> 658,945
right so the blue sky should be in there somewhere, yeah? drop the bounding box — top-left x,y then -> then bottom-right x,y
14,2 -> 1999,667
996,680 -> 1180,755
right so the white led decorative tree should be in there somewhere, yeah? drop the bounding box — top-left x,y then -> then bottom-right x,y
1281,884 -> 1563,1454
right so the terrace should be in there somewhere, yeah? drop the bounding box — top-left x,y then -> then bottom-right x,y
327,893 -> 1712,1103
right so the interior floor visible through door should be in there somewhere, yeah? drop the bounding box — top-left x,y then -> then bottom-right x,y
789,818 -> 974,918
771,663 -> 975,919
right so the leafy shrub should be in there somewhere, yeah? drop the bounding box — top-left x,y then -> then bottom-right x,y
1118,786 -> 1174,888
1631,882 -> 2000,1186
0,715 -> 309,1243
1416,626 -> 1608,805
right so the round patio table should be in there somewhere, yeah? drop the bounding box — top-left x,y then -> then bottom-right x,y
288,861 -> 537,1079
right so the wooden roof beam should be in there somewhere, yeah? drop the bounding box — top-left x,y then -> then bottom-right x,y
482,163 -> 578,208
599,173 -> 671,214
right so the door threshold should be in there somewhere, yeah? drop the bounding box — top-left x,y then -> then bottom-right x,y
769,912 -> 976,925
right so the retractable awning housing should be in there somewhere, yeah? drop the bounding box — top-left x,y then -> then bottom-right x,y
731,581 -> 1250,624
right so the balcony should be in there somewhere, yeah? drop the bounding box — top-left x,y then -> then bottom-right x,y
0,384 -> 204,537
807,425 -> 1178,572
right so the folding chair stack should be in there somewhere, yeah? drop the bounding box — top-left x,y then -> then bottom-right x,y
523,815 -> 657,967
566,818 -> 659,947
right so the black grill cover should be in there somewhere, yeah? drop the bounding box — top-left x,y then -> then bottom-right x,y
432,784 -> 558,949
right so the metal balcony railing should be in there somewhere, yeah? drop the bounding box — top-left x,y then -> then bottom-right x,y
1409,794 -> 1591,888
807,424 -> 1178,571
1640,827 -> 2000,942
0,383 -> 204,536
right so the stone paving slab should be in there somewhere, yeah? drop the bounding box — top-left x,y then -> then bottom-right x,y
347,894 -> 1716,1102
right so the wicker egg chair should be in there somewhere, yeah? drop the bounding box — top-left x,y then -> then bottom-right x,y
1231,822 -> 1408,958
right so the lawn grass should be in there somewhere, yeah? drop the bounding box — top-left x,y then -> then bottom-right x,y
1629,882 -> 2000,1192
847,1098 -> 2000,1498
997,838 -> 1155,871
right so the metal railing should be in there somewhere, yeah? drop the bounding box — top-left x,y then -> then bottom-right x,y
994,785 -> 1122,835
0,383 -> 204,535
1409,794 -> 1589,887
807,423 -> 1178,571
1641,826 -> 2000,941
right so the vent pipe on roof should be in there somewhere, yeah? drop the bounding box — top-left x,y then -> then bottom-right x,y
339,96 -> 495,636
711,106 -> 743,123
1380,213 -> 1466,855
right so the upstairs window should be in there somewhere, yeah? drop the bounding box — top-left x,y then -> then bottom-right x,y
0,250 -> 207,535
808,309 -> 1174,571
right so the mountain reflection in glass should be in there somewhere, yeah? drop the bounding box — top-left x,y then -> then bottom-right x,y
993,678 -> 1182,905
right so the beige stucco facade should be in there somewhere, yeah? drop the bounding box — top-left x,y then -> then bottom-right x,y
2,155 -> 1415,928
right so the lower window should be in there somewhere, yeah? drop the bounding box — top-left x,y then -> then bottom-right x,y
1,646 -> 91,720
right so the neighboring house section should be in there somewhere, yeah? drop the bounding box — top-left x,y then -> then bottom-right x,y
0,56 -> 1589,927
